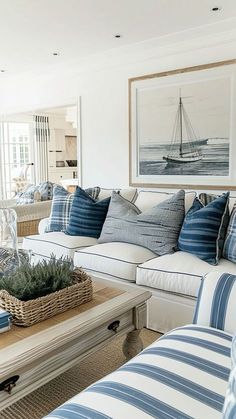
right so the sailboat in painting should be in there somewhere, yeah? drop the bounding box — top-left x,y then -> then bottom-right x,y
163,93 -> 203,163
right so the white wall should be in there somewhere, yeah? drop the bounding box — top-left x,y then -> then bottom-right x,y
1,24 -> 236,189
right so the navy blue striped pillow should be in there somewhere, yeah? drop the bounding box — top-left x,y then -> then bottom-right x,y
66,187 -> 110,238
178,193 -> 229,265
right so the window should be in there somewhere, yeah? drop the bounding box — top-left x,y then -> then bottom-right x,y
0,122 -> 33,199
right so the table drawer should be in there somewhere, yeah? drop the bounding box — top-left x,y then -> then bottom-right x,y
0,309 -> 134,410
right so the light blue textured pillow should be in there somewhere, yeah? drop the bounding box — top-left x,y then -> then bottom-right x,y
178,193 -> 229,265
98,190 -> 185,255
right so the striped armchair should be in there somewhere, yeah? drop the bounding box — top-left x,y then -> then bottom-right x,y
44,271 -> 236,419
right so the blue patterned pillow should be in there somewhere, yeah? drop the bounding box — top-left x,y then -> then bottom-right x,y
178,193 -> 229,265
46,185 -> 100,233
223,207 -> 236,263
16,181 -> 54,205
46,185 -> 74,232
66,187 -> 110,238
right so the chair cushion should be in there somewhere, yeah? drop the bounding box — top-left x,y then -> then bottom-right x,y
136,251 -> 236,297
99,190 -> 185,255
193,271 -> 236,335
44,324 -> 231,419
178,193 -> 230,265
23,232 -> 97,260
74,242 -> 155,282
66,187 -> 110,238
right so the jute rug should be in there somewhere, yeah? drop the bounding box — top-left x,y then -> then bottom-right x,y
0,329 -> 159,419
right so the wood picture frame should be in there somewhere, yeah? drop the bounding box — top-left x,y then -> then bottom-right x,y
129,59 -> 236,190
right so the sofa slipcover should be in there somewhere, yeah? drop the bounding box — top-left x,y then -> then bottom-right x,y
23,232 -> 97,260
44,324 -> 231,419
74,242 -> 155,282
136,251 -> 236,297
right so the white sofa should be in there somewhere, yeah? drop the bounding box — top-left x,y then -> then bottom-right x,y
23,189 -> 236,333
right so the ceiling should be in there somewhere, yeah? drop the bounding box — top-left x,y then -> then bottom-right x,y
0,0 -> 236,76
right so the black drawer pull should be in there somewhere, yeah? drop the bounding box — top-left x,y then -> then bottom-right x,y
108,320 -> 120,333
0,375 -> 19,394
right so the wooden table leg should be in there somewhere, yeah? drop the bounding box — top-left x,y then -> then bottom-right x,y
122,329 -> 143,360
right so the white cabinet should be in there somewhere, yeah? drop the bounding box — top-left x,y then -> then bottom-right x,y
48,167 -> 78,184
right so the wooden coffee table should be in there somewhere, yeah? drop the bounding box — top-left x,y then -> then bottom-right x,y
0,277 -> 151,411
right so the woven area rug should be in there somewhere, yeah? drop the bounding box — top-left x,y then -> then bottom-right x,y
0,328 -> 159,419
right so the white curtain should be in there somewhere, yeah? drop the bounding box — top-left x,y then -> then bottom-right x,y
34,115 -> 50,183
0,123 -> 5,199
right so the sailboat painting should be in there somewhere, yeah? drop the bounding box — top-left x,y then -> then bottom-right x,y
138,78 -> 230,177
162,93 -> 203,164
129,61 -> 236,188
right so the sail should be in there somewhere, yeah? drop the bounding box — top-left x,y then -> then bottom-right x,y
163,94 -> 202,163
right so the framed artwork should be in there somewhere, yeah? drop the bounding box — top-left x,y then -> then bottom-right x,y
129,59 -> 236,190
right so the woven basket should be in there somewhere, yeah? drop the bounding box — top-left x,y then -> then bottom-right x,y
17,219 -> 41,237
0,269 -> 93,327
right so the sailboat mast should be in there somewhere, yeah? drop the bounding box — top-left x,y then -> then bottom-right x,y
179,95 -> 183,157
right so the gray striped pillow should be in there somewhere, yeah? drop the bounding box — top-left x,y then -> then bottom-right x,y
98,190 -> 185,255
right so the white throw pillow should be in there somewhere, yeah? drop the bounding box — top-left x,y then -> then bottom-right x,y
98,188 -> 137,203
135,190 -> 196,214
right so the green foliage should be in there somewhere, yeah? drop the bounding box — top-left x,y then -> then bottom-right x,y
0,256 -> 75,301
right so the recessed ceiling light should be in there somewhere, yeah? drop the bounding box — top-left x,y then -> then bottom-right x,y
114,34 -> 122,38
212,6 -> 221,11
52,52 -> 60,56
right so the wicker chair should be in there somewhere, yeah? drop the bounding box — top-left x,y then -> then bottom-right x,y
0,200 -> 52,237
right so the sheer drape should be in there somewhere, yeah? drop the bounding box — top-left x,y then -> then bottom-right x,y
34,115 -> 50,183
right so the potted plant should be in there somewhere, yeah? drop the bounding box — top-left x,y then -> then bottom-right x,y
0,256 -> 92,326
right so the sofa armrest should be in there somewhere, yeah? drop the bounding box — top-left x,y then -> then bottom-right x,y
38,218 -> 50,234
193,270 -> 236,334
0,198 -> 17,208
13,201 -> 52,222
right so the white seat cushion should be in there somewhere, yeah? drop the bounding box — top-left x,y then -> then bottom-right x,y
74,242 -> 155,282
23,232 -> 98,260
137,251 -> 236,297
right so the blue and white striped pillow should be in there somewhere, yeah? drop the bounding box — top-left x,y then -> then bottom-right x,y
223,207 -> 236,263
178,193 -> 229,265
66,187 -> 110,238
193,271 -> 236,334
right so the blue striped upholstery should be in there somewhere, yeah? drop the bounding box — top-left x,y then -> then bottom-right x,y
223,336 -> 236,418
66,187 -> 110,238
193,271 -> 236,334
44,325 -> 231,419
223,207 -> 236,263
178,193 -> 229,265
